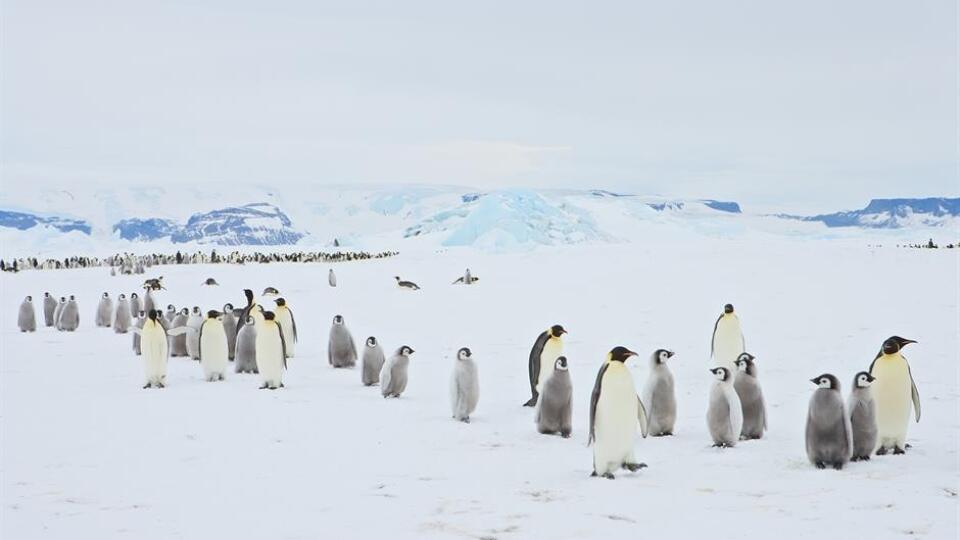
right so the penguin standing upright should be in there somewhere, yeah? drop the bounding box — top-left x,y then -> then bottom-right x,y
164,304 -> 177,328
95,292 -> 113,327
143,288 -> 159,317
361,337 -> 385,386
234,316 -> 258,373
138,310 -> 169,388
132,310 -> 146,355
449,347 -> 479,423
381,346 -> 414,398
114,294 -> 132,333
186,307 -> 204,360
848,371 -> 878,461
53,297 -> 66,330
18,296 -> 36,332
710,304 -> 745,371
169,308 -> 190,357
805,374 -> 852,469
869,336 -> 920,454
536,357 -> 573,437
706,367 -> 743,447
255,311 -> 286,389
328,268 -> 337,287
523,325 -> 567,407
641,349 -> 677,437
221,303 -> 237,361
235,289 -> 262,339
273,298 -> 297,358
733,353 -> 767,440
198,310 -> 228,382
129,292 -> 142,315
589,347 -> 649,479
59,296 -> 79,331
42,292 -> 57,327
328,315 -> 357,368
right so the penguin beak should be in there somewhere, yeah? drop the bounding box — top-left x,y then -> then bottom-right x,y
666,351 -> 675,358
866,374 -> 877,382
902,339 -> 917,345
809,378 -> 819,385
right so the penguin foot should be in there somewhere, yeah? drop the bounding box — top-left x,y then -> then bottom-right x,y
142,383 -> 151,389
876,447 -> 888,456
279,383 -> 285,388
622,463 -> 647,472
522,397 -> 538,407
259,384 -> 269,390
815,462 -> 826,469
561,431 -> 571,439
832,463 -> 844,470
156,382 -> 165,388
893,447 -> 906,455
590,471 -> 598,478
601,473 -> 616,480
460,417 -> 470,424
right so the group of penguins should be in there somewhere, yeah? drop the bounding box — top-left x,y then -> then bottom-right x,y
16,275 -> 922,477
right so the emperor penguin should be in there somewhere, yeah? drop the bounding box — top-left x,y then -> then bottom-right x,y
450,347 -> 479,423
185,307 -> 204,360
221,303 -> 237,360
255,311 -> 286,389
706,367 -> 743,448
53,296 -> 66,330
805,374 -> 852,469
523,325 -> 567,407
328,315 -> 357,368
273,298 -> 297,358
452,268 -> 478,285
394,276 -> 420,290
589,347 -> 649,479
95,292 -> 113,327
711,304 -> 745,371
202,278 -> 219,286
198,310 -> 228,381
535,356 -> 573,437
262,286 -> 280,297
137,310 -> 169,388
42,292 -> 57,327
143,287 -> 158,317
236,289 -> 263,337
869,336 -> 920,454
18,296 -> 37,332
361,337 -> 386,386
328,268 -> 337,287
169,308 -> 190,357
381,346 -> 414,398
164,304 -> 177,327
234,316 -> 258,373
641,349 -> 676,437
733,353 -> 767,440
848,371 -> 878,461
129,292 -> 142,315
133,310 -> 146,355
113,294 -> 132,333
59,296 -> 80,331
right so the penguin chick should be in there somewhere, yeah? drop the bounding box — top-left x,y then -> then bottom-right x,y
733,353 -> 767,440
706,367 -> 742,448
381,346 -> 414,398
18,296 -> 36,332
328,315 -> 357,368
806,374 -> 852,469
641,349 -> 676,436
361,337 -> 385,386
848,371 -> 878,461
536,356 -> 573,437
450,347 -> 479,423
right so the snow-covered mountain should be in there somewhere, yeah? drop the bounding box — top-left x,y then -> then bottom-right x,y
0,210 -> 91,234
781,198 -> 960,229
111,203 -> 305,245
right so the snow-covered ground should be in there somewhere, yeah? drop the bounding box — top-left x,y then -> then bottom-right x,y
1,240 -> 957,539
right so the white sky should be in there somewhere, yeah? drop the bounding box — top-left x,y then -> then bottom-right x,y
1,1 -> 957,211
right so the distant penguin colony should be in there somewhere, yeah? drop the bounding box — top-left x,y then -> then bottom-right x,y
12,252 -> 926,476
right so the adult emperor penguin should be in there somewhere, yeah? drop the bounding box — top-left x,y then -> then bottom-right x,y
95,292 -> 113,327
848,371 -> 878,461
59,296 -> 80,331
255,311 -> 286,389
523,325 -> 567,407
236,289 -> 263,337
17,296 -> 36,332
381,346 -> 414,398
641,349 -> 677,437
869,336 -> 920,454
137,310 -> 169,388
273,298 -> 297,358
328,315 -> 357,368
262,286 -> 280,297
589,347 -> 649,479
198,310 -> 228,381
452,268 -> 478,285
42,292 -> 57,327
185,307 -> 204,360
328,268 -> 337,287
169,308 -> 190,357
53,296 -> 66,330
706,367 -> 743,448
536,357 -> 573,437
805,374 -> 852,469
733,353 -> 767,440
361,337 -> 386,386
711,304 -> 745,371
114,294 -> 132,333
234,315 -> 258,374
394,276 -> 420,290
133,310 -> 146,355
221,303 -> 237,361
129,292 -> 142,316
450,347 -> 479,423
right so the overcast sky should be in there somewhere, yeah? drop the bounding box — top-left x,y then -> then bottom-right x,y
2,1 -> 956,211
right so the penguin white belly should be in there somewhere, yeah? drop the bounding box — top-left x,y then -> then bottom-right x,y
712,319 -> 743,370
872,358 -> 912,447
142,324 -> 168,384
186,316 -> 203,359
256,328 -> 284,386
536,339 -> 562,394
200,324 -> 228,379
594,369 -> 638,474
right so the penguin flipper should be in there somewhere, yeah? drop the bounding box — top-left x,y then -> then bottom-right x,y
130,327 -> 142,336
527,332 -> 548,404
290,310 -> 298,343
277,321 -> 287,369
908,360 -> 921,422
588,363 -> 609,445
167,326 -> 194,337
636,395 -> 649,438
197,321 -> 205,363
709,314 -> 722,357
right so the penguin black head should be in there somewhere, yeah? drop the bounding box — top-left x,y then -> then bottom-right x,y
138,310 -> 146,318
854,371 -> 876,388
609,346 -> 638,363
44,292 -> 50,298
25,295 -> 32,302
180,308 -> 189,316
167,304 -> 175,310
555,356 -> 569,370
102,292 -> 109,298
131,292 -> 138,299
550,325 -> 567,338
400,345 -> 415,356
710,367 -> 731,382
457,347 -> 472,360
810,373 -> 840,390
148,310 -> 159,322
724,304 -> 734,314
192,306 -> 201,314
333,314 -> 344,324
653,349 -> 674,364
245,316 -> 254,324
735,352 -> 756,373
394,276 -> 401,281
119,294 -> 126,299
69,295 -> 75,300
366,336 -> 378,347
262,287 -> 279,296
204,278 -> 218,285
60,297 -> 66,302
243,289 -> 254,304
882,336 -> 916,355
207,310 -> 221,319
274,298 -> 286,307
262,311 -> 276,321
224,303 -> 234,311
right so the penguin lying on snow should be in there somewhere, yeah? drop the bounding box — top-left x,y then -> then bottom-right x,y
589,347 -> 649,479
805,374 -> 852,469
452,268 -> 479,285
202,278 -> 219,286
394,276 -> 420,290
